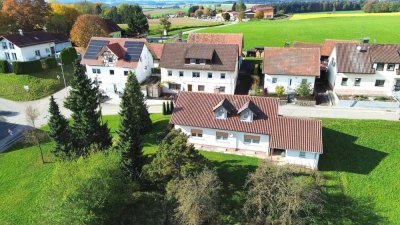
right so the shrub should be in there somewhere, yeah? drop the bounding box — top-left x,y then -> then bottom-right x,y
296,82 -> 312,97
375,96 -> 391,101
41,57 -> 58,69
275,85 -> 285,96
254,10 -> 264,19
60,47 -> 78,65
222,12 -> 230,21
12,60 -> 43,75
253,64 -> 259,76
0,60 -> 10,73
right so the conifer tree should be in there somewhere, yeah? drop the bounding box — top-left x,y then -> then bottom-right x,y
166,101 -> 171,114
162,102 -> 167,115
118,71 -> 151,178
64,61 -> 112,156
170,101 -> 175,114
48,95 -> 72,159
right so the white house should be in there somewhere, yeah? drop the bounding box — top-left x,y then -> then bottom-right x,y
81,37 -> 153,98
0,30 -> 71,62
160,42 -> 239,95
170,92 -> 323,170
327,43 -> 400,97
263,47 -> 321,94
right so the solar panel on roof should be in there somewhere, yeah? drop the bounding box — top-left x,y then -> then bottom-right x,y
123,41 -> 144,62
84,40 -> 110,59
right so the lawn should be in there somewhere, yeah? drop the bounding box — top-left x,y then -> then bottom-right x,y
199,14 -> 400,50
0,65 -> 74,101
290,10 -> 400,20
0,115 -> 399,224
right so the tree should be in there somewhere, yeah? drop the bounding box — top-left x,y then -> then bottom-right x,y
24,106 -> 47,164
48,95 -> 72,159
0,12 -> 13,34
296,82 -> 312,97
47,3 -> 79,36
126,6 -> 149,36
203,7 -> 210,17
194,9 -> 203,18
243,161 -> 324,225
64,61 -> 112,156
222,12 -> 230,21
60,47 -> 78,65
167,169 -> 222,225
159,15 -> 171,35
143,129 -> 208,189
170,101 -> 174,113
275,85 -> 285,96
166,101 -> 171,114
2,0 -> 51,31
254,10 -> 264,19
231,2 -> 237,11
188,5 -> 199,16
70,14 -> 109,48
162,101 -> 167,115
118,71 -> 151,179
95,3 -> 102,15
103,6 -> 121,24
235,1 -> 246,12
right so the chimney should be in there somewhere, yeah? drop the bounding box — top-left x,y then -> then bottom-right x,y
18,29 -> 23,36
362,37 -> 370,44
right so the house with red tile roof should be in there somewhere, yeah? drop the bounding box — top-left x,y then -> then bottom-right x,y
171,92 -> 323,169
81,37 -> 154,98
263,47 -> 321,94
147,43 -> 164,68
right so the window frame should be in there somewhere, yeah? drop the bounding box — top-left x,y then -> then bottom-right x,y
11,53 -> 17,60
179,71 -> 184,77
376,63 -> 384,71
190,58 -> 196,64
168,70 -> 172,76
207,72 -> 213,79
198,85 -> 205,92
243,135 -> 260,145
110,70 -> 114,75
216,131 -> 228,141
272,77 -> 278,84
299,151 -> 306,158
35,50 -> 40,57
220,73 -> 226,79
192,72 -> 200,78
5,52 -> 10,60
124,71 -> 129,76
375,79 -> 385,87
190,129 -> 203,138
387,64 -> 395,71
9,43 -> 14,49
219,86 -> 225,93
169,83 -> 181,91
200,59 -> 206,65
341,77 -> 348,86
354,78 -> 361,86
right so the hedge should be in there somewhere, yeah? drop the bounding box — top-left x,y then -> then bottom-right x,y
12,60 -> 43,75
41,57 -> 58,69
60,47 -> 78,65
0,60 -> 10,73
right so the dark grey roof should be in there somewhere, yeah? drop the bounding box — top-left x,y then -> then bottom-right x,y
0,31 -> 69,47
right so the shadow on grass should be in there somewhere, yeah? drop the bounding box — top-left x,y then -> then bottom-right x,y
235,59 -> 262,95
142,119 -> 170,148
319,128 -> 387,174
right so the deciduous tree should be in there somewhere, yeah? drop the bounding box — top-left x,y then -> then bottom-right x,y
24,106 -> 47,163
159,15 -> 171,35
70,14 -> 109,48
254,10 -> 264,19
47,3 -> 79,35
126,5 -> 149,36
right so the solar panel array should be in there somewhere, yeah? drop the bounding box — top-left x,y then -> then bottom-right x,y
124,41 -> 144,62
84,40 -> 110,59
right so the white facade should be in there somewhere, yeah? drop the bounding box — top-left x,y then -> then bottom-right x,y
0,38 -> 56,62
264,74 -> 316,94
86,44 -> 153,98
286,150 -> 320,170
161,63 -> 238,95
55,42 -> 72,53
328,48 -> 400,96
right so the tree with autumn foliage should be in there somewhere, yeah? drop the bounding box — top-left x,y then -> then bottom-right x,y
1,0 -> 51,31
47,3 -> 80,36
70,14 -> 109,48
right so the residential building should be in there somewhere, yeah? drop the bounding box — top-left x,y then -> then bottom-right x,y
263,47 -> 320,93
0,30 -> 71,62
160,42 -> 239,95
104,19 -> 122,38
327,43 -> 400,97
81,37 -> 153,98
147,43 -> 164,68
170,92 -> 323,169
248,6 -> 274,19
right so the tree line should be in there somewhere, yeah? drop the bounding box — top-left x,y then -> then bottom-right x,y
363,0 -> 400,13
271,1 -> 363,14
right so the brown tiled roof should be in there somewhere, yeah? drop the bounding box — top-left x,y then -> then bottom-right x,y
263,47 -> 320,76
187,33 -> 243,56
0,31 -> 69,47
104,19 -> 122,33
160,43 -> 238,72
106,43 -> 124,58
293,42 -> 323,51
370,44 -> 400,63
321,39 -> 359,57
186,46 -> 215,60
170,92 -> 323,153
147,43 -> 164,60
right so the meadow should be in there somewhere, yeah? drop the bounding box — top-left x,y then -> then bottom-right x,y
199,14 -> 400,50
0,114 -> 399,224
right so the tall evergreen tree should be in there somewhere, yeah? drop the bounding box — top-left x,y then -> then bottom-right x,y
162,102 -> 167,115
64,61 -> 112,156
48,95 -> 72,159
118,71 -> 151,178
170,101 -> 175,114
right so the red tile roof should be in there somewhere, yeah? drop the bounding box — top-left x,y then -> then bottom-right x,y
187,33 -> 243,56
321,39 -> 359,57
148,43 -> 164,60
263,47 -> 320,76
293,42 -> 323,51
171,92 -> 323,153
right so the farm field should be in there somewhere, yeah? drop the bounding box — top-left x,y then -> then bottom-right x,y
143,6 -> 190,18
199,14 -> 400,50
291,10 -> 400,20
0,114 -> 399,224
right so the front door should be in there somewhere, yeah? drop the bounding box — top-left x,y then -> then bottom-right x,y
188,84 -> 192,92
395,80 -> 400,91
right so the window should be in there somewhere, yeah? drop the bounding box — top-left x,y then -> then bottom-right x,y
200,59 -> 206,65
215,107 -> 226,119
240,110 -> 253,122
45,48 -> 50,53
301,79 -> 307,84
208,72 -> 213,78
299,151 -> 306,158
354,78 -> 361,86
272,77 -> 277,84
179,71 -> 184,77
376,63 -> 384,71
198,85 -> 205,92
5,52 -> 10,60
190,58 -> 196,64
168,70 -> 172,76
124,71 -> 129,76
110,70 -> 114,75
9,43 -> 14,49
108,57 -> 113,63
192,72 -> 200,78
169,83 -> 181,90
387,64 -> 395,71
191,129 -> 203,138
35,50 -> 40,57
11,53 -> 17,60
244,135 -> 260,145
216,131 -> 228,141
2,42 -> 7,49
375,79 -> 385,87
220,73 -> 226,79
145,66 -> 147,70
219,86 -> 225,93
92,68 -> 101,74
341,78 -> 348,86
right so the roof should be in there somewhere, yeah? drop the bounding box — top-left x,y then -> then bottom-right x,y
187,33 -> 243,56
251,5 -> 274,12
321,39 -> 359,57
104,19 -> 122,33
0,31 -> 69,48
171,92 -> 323,153
160,43 -> 238,72
147,43 -> 164,60
81,37 -> 146,68
336,43 -> 400,74
293,42 -> 323,51
263,47 -> 320,76
186,46 -> 215,60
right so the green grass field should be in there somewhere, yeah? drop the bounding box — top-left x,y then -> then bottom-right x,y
199,14 -> 400,50
0,114 -> 399,224
0,65 -> 74,101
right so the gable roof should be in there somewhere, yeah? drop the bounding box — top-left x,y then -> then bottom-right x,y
187,33 -> 243,56
147,43 -> 164,60
160,43 -> 238,72
293,42 -> 323,51
171,92 -> 323,153
186,46 -> 215,60
0,31 -> 69,48
81,37 -> 146,68
263,47 -> 320,76
321,39 -> 359,57
104,19 -> 122,33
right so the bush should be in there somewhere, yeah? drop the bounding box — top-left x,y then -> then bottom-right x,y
0,60 -> 10,73
41,57 -> 58,69
295,82 -> 312,97
254,10 -> 264,19
12,60 -> 43,75
275,85 -> 285,96
60,47 -> 78,65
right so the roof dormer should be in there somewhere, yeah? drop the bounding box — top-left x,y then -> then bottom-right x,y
238,100 -> 261,122
213,98 -> 235,120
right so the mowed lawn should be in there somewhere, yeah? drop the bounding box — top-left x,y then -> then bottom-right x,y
199,15 -> 400,50
0,114 -> 399,224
